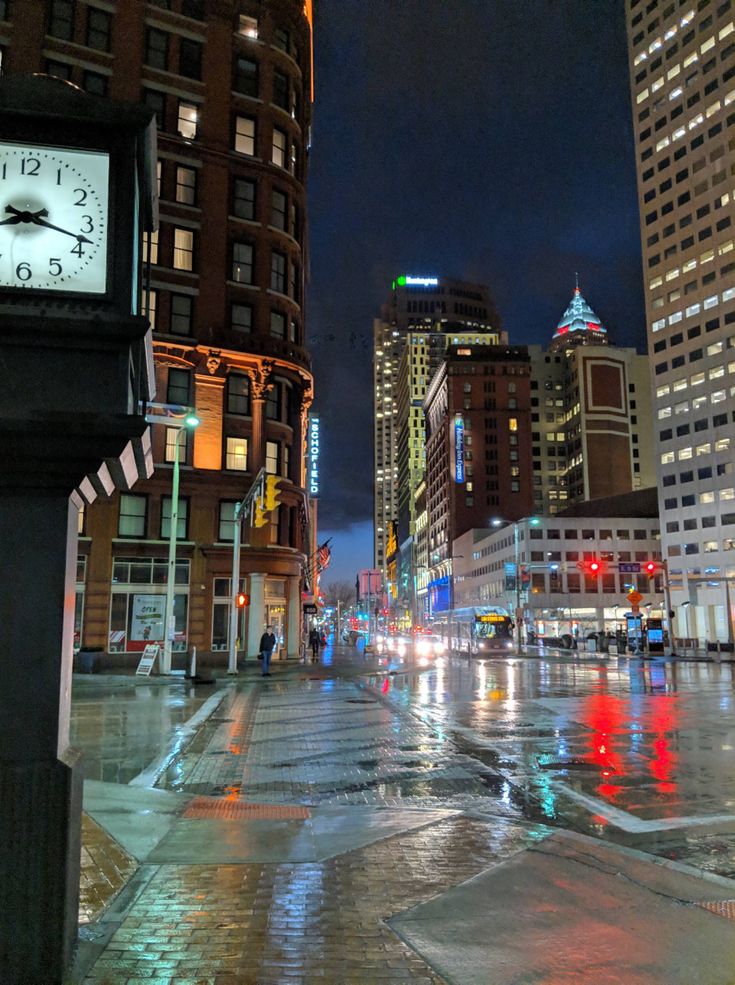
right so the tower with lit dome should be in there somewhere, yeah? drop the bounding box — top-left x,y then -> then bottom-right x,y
549,280 -> 609,353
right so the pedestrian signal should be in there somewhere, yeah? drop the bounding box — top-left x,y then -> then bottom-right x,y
644,561 -> 657,576
235,592 -> 250,608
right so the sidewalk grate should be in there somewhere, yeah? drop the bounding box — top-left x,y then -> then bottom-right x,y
696,900 -> 735,921
183,796 -> 310,820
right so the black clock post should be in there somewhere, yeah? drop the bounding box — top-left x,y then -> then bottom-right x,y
0,76 -> 157,984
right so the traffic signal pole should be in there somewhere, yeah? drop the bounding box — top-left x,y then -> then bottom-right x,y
227,468 -> 266,675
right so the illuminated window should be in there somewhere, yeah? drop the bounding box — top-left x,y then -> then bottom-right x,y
509,417 -> 518,432
272,127 -> 287,168
175,166 -> 197,205
145,288 -> 157,330
164,426 -> 187,463
696,443 -> 711,456
225,437 -> 248,471
177,101 -> 198,140
235,116 -> 256,156
715,438 -> 731,452
238,14 -> 258,38
266,440 -> 279,474
143,229 -> 159,265
173,228 -> 194,271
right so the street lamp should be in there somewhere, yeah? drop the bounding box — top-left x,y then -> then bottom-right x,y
492,516 -> 540,653
161,411 -> 200,674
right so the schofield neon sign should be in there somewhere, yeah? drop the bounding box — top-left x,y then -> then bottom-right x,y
308,416 -> 320,496
454,414 -> 465,483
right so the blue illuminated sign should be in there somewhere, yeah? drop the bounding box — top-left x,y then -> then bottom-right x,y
454,415 -> 464,483
308,416 -> 320,497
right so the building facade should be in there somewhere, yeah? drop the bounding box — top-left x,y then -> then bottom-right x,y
423,344 -> 535,621
373,274 -> 504,576
453,508 -> 663,642
529,285 -> 655,515
2,0 -> 315,660
627,0 -> 735,642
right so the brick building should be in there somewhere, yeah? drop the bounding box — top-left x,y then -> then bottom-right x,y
0,0 -> 315,661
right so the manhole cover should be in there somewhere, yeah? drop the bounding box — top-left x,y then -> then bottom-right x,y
697,900 -> 735,921
183,797 -> 310,820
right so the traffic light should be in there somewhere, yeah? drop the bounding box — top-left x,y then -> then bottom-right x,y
644,561 -> 657,577
235,592 -> 250,608
264,475 -> 284,511
253,497 -> 269,527
577,559 -> 603,576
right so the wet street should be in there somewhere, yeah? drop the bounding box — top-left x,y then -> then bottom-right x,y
70,644 -> 735,984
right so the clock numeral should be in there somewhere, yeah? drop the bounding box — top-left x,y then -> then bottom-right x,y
81,215 -> 94,233
0,164 -> 6,180
73,188 -> 87,207
20,158 -> 40,176
49,258 -> 62,277
15,262 -> 31,281
56,168 -> 62,186
71,241 -> 85,257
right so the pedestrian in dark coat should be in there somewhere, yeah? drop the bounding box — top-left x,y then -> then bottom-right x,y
259,625 -> 276,676
309,627 -> 320,663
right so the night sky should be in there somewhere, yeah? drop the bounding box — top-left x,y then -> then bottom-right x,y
307,0 -> 645,584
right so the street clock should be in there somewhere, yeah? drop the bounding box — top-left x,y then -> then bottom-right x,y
0,141 -> 109,293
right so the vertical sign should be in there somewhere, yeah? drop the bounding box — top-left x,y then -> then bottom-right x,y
454,414 -> 465,483
308,415 -> 320,497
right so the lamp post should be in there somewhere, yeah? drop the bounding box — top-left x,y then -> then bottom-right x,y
161,412 -> 200,675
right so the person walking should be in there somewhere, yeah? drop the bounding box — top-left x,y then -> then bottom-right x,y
259,625 -> 276,676
308,627 -> 320,663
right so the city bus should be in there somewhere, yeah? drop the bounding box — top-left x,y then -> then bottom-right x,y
431,606 -> 514,654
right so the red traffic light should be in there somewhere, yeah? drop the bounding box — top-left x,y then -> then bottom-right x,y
235,592 -> 250,608
644,561 -> 657,576
588,559 -> 601,575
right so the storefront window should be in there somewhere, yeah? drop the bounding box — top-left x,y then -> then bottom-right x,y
109,557 -> 189,652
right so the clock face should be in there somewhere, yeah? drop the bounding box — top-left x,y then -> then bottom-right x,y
0,141 -> 109,294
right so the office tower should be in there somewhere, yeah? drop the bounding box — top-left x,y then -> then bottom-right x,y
529,283 -> 655,515
626,1 -> 735,638
421,343 -> 534,621
2,0 -> 315,659
373,275 -> 504,577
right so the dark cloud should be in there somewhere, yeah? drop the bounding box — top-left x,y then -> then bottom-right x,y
307,0 -> 644,537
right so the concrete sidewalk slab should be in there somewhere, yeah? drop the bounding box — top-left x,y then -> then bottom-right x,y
83,780 -> 190,861
148,805 -> 458,863
390,829 -> 735,985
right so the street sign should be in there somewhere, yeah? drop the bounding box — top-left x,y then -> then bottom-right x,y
619,562 -> 641,573
627,590 -> 643,605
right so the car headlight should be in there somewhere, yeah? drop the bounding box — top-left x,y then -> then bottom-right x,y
376,634 -> 384,644
506,641 -> 513,649
417,640 -> 431,656
433,641 -> 446,654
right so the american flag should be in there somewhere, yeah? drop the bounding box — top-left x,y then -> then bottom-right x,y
316,540 -> 332,573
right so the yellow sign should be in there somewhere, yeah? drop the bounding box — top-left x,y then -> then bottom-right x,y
476,613 -> 507,623
627,590 -> 643,605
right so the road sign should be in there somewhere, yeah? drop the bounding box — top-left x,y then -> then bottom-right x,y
626,590 -> 643,605
619,562 -> 641,573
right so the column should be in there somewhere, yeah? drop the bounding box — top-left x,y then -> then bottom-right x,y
287,574 -> 301,658
248,360 -> 274,474
0,491 -> 83,984
246,572 -> 266,658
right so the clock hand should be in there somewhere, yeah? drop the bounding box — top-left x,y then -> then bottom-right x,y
3,205 -> 91,243
28,214 -> 92,244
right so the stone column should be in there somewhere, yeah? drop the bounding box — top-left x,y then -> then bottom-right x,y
193,351 -> 226,471
248,360 -> 274,474
0,490 -> 84,984
246,572 -> 266,659
287,574 -> 301,658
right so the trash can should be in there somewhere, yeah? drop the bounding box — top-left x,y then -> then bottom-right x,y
77,645 -> 103,673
